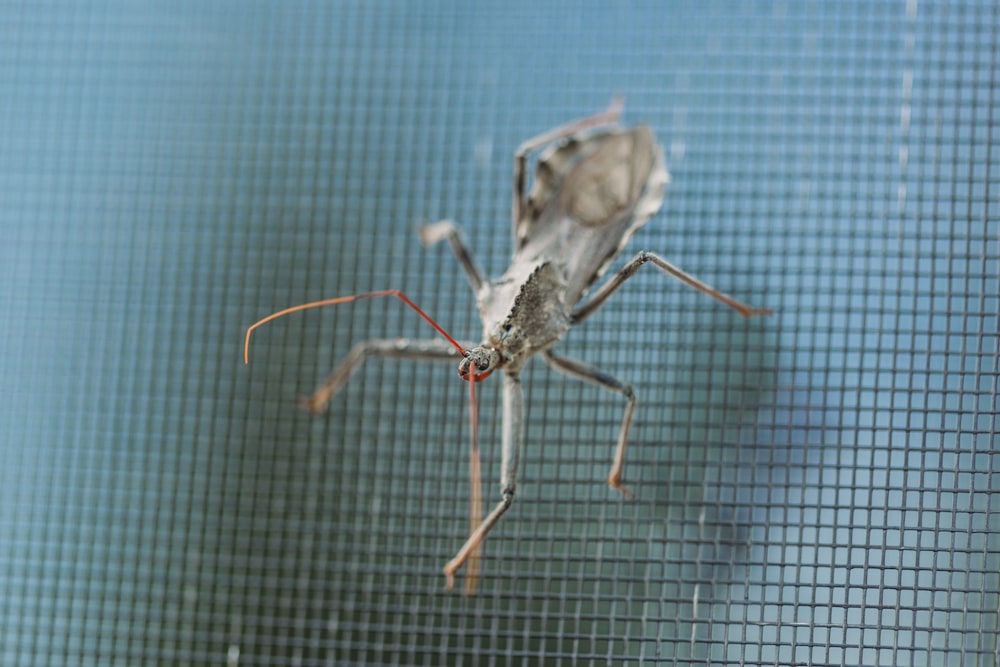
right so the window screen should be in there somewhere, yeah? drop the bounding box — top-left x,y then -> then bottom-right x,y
1,2 -> 997,665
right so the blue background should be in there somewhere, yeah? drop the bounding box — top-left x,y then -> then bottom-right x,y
1,2 -> 996,665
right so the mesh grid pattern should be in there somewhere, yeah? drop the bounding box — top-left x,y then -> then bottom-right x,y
1,2 -> 997,665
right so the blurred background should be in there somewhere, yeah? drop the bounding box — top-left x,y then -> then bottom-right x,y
1,2 -> 997,665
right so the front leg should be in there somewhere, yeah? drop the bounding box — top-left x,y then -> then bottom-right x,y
443,372 -> 523,590
572,251 -> 772,324
300,338 -> 468,414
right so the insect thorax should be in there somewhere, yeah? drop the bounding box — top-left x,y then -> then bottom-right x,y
476,260 -> 572,372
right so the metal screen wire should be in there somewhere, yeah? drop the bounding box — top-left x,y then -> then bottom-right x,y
1,2 -> 997,665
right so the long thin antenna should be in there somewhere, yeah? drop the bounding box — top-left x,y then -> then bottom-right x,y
244,289 -> 468,364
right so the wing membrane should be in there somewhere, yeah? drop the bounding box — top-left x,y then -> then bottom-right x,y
514,126 -> 668,306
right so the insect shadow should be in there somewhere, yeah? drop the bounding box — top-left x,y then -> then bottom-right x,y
245,98 -> 771,593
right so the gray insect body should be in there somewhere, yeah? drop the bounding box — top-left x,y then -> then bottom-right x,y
264,100 -> 770,591
468,261 -> 571,374
518,126 -> 666,304
463,125 -> 667,380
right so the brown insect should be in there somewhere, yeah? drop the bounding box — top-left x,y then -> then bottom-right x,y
245,99 -> 771,593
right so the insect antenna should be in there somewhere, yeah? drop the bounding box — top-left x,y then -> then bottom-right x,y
243,289 -> 468,364
246,289 -> 493,592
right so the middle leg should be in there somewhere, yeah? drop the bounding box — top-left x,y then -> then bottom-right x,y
572,250 -> 772,325
543,350 -> 638,499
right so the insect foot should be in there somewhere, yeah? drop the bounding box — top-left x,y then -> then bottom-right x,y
443,488 -> 516,591
297,393 -> 328,415
608,470 -> 634,500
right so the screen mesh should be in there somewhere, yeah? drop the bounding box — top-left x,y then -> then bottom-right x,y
1,2 -> 997,665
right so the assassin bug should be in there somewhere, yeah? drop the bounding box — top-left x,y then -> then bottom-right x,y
244,99 -> 771,592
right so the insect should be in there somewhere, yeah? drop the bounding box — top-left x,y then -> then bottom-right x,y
245,99 -> 771,592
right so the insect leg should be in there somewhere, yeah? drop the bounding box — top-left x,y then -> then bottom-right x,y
543,351 -> 637,499
299,338 -> 468,414
418,220 -> 486,293
571,251 -> 773,325
513,98 -> 624,227
444,372 -> 523,590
